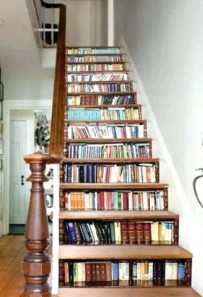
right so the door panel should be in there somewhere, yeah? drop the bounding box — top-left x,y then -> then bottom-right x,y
9,120 -> 30,224
9,111 -> 34,224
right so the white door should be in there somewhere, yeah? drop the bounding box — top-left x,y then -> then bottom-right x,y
9,112 -> 34,224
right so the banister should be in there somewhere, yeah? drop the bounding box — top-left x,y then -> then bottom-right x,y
41,0 -> 61,9
21,3 -> 66,296
48,3 -> 66,162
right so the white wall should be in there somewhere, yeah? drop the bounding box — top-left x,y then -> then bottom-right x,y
4,68 -> 55,101
0,0 -> 55,101
115,0 -> 203,295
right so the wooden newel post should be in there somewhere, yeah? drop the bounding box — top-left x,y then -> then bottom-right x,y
22,152 -> 51,297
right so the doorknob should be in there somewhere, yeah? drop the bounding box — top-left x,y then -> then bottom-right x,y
21,175 -> 24,186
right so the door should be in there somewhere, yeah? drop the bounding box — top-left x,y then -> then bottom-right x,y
9,112 -> 34,224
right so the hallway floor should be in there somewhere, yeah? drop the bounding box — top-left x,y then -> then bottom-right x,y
0,235 -> 25,296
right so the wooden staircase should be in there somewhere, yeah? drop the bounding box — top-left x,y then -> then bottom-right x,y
55,46 -> 201,297
20,5 -> 201,297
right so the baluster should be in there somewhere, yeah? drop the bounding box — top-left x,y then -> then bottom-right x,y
22,152 -> 51,296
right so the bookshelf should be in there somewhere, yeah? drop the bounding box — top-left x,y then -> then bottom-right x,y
57,47 -> 194,296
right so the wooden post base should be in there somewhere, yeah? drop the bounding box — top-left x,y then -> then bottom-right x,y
22,152 -> 51,297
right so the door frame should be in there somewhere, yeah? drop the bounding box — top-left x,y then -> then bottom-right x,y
2,100 -> 52,235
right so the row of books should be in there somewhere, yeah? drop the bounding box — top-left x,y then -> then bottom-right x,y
62,190 -> 165,211
67,124 -> 145,139
67,48 -> 121,55
67,73 -> 128,82
63,164 -> 157,183
67,108 -> 139,121
66,143 -> 150,159
67,83 -> 132,93
63,260 -> 186,285
67,56 -> 122,63
67,64 -> 124,72
67,95 -> 136,105
63,220 -> 175,245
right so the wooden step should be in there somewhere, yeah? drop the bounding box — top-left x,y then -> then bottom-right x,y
60,183 -> 168,190
62,155 -> 155,164
58,287 -> 201,297
64,137 -> 152,144
59,210 -> 178,220
59,245 -> 192,260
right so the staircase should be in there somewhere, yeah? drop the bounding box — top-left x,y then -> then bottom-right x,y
55,46 -> 201,297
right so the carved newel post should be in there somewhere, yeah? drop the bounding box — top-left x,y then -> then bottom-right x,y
22,152 -> 51,296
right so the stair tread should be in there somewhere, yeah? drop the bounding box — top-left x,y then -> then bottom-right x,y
59,210 -> 178,220
62,157 -> 156,163
66,46 -> 121,48
59,245 -> 192,260
58,287 -> 201,297
64,137 -> 152,143
60,183 -> 168,190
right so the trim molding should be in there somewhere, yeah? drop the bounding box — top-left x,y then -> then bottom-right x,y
2,100 -> 52,235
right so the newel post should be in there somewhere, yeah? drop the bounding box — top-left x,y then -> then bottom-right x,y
22,152 -> 51,297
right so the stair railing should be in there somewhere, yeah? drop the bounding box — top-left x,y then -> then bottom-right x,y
21,2 -> 66,296
40,0 -> 60,45
33,0 -> 61,46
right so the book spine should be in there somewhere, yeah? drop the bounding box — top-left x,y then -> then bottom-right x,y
121,221 -> 129,244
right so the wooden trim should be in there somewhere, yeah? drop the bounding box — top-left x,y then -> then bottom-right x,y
59,245 -> 193,260
58,287 -> 201,297
49,4 -> 66,161
22,152 -> 51,296
59,183 -> 168,190
21,3 -> 66,295
59,210 -> 179,220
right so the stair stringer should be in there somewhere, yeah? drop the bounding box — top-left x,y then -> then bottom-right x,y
119,35 -> 203,295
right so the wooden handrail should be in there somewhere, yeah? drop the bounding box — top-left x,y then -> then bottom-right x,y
21,4 -> 66,296
49,4 -> 66,162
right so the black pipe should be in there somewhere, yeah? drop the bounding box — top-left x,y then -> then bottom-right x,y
41,0 -> 61,9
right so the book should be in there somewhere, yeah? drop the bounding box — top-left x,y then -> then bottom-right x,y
73,222 -> 83,245
66,222 -> 77,244
135,222 -> 144,244
121,221 -> 129,244
96,263 -> 102,282
151,221 -> 159,242
114,221 -> 121,244
143,222 -> 151,244
94,221 -> 105,244
128,221 -> 136,244
69,262 -> 74,286
88,222 -> 99,244
85,262 -> 92,283
64,262 -> 69,285
119,261 -> 129,285
79,223 -> 92,244
91,263 -> 97,282
106,262 -> 112,283
100,263 -> 107,282
111,262 -> 119,285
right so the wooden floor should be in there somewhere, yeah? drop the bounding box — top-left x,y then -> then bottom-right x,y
0,235 -> 202,297
0,235 -> 26,297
